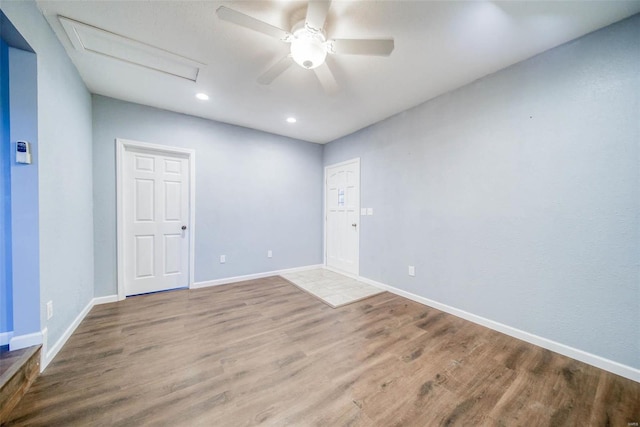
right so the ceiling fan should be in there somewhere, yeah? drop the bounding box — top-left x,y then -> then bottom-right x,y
216,0 -> 394,94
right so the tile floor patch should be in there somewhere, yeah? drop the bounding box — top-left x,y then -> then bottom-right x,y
281,269 -> 384,308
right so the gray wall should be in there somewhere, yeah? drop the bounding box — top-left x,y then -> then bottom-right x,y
1,0 -> 94,348
324,15 -> 640,369
92,96 -> 323,297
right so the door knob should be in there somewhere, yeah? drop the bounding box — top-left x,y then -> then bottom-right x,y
181,225 -> 187,230
351,223 -> 357,227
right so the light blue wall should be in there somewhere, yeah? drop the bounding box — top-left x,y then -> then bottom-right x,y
324,15 -> 640,369
1,0 -> 94,349
9,46 -> 39,341
92,96 -> 323,297
1,10 -> 40,345
0,38 -> 11,337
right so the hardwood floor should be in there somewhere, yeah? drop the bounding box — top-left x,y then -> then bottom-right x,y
0,346 -> 41,424
6,276 -> 640,426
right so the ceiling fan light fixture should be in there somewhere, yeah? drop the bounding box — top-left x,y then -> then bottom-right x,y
290,31 -> 327,69
216,3 -> 396,93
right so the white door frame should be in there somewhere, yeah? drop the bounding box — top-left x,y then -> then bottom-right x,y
116,138 -> 196,300
323,157 -> 360,277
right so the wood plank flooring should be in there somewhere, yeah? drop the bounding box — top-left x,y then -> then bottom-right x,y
0,346 -> 41,424
6,276 -> 640,426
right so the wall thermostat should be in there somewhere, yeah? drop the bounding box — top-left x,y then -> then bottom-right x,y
16,141 -> 32,164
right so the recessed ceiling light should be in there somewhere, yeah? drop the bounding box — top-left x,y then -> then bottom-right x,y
286,117 -> 297,123
195,93 -> 209,100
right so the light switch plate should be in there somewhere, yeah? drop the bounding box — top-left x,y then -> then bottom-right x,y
367,208 -> 373,216
408,265 -> 415,277
361,208 -> 367,216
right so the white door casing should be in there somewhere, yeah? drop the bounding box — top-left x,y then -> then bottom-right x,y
116,139 -> 195,299
325,158 -> 360,276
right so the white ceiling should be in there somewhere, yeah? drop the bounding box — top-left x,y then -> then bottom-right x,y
37,1 -> 640,144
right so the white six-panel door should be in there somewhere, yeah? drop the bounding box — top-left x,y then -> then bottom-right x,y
325,159 -> 360,275
123,147 -> 190,296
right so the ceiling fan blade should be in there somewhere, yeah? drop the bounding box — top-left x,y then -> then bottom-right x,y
313,62 -> 339,95
305,0 -> 331,32
258,55 -> 294,85
216,6 -> 292,41
327,39 -> 394,56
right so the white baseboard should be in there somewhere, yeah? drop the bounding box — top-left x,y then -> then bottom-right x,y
192,264 -> 324,289
42,298 -> 94,371
0,331 -> 13,346
31,267 -> 639,382
94,295 -> 118,305
41,327 -> 48,367
40,294 -> 118,372
356,274 -> 640,383
40,266 -> 329,371
9,331 -> 43,350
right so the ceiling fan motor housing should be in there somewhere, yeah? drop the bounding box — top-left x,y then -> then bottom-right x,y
290,21 -> 327,69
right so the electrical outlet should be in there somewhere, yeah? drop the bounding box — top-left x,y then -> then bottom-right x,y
408,266 -> 415,277
220,255 -> 226,264
46,301 -> 53,320
267,250 -> 273,258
